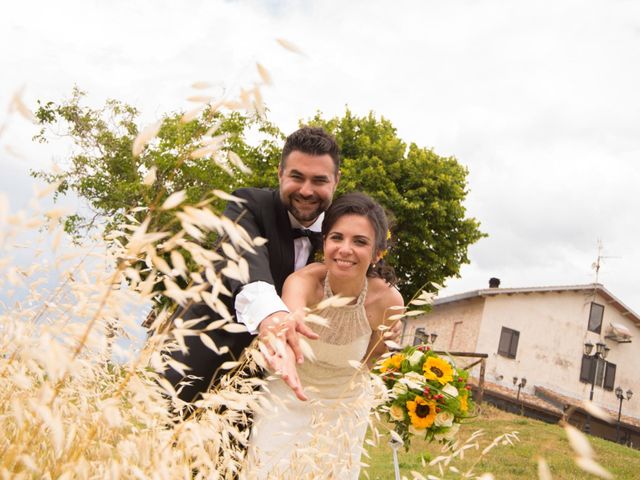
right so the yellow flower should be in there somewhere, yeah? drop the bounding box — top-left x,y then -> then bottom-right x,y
423,357 -> 454,385
406,395 -> 437,429
459,390 -> 469,413
380,353 -> 404,373
389,403 -> 405,421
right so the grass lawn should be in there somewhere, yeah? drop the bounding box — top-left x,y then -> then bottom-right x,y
362,405 -> 640,479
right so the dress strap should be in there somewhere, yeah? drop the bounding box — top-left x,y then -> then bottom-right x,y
323,274 -> 368,306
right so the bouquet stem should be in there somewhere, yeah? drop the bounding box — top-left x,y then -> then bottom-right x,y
389,438 -> 402,480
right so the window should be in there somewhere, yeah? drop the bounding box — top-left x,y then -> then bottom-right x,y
579,355 -> 616,390
497,327 -> 519,358
603,362 -> 616,391
595,358 -> 605,386
579,355 -> 594,383
588,302 -> 604,333
413,327 -> 427,346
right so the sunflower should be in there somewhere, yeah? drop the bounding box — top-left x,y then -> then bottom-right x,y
406,395 -> 437,429
379,353 -> 405,373
459,390 -> 469,413
423,357 -> 454,385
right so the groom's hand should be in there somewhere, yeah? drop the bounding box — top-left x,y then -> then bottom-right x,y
258,311 -> 319,365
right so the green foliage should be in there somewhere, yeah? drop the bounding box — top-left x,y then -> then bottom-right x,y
32,92 -> 484,301
32,87 -> 283,240
307,110 -> 486,298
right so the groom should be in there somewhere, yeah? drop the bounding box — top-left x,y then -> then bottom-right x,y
165,126 -> 400,403
165,126 -> 341,403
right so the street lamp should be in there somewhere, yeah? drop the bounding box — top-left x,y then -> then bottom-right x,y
615,387 -> 633,444
583,341 -> 609,434
513,376 -> 527,415
513,376 -> 527,401
413,329 -> 437,346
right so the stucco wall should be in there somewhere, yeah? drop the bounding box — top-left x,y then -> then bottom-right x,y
595,294 -> 638,418
402,297 -> 485,375
477,290 -> 639,419
402,296 -> 484,351
403,288 -> 640,420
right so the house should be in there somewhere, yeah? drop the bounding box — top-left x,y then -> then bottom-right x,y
402,279 -> 639,446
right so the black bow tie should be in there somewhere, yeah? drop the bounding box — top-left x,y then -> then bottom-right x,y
292,228 -> 319,239
292,228 -> 323,260
292,228 -> 322,243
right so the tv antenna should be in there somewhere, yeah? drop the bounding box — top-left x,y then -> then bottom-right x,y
591,239 -> 620,284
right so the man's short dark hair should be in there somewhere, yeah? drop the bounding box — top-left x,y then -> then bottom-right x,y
281,126 -> 340,174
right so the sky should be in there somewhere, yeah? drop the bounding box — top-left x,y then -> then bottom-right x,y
1,0 -> 639,315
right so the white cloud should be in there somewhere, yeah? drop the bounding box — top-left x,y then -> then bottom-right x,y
1,0 -> 639,313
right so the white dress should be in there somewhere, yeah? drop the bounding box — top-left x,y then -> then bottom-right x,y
245,277 -> 374,479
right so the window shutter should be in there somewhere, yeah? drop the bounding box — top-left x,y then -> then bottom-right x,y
587,302 -> 604,333
579,355 -> 593,383
603,362 -> 616,391
509,330 -> 520,357
498,327 -> 519,359
595,358 -> 605,386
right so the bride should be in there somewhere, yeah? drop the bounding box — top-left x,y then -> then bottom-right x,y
245,192 -> 404,479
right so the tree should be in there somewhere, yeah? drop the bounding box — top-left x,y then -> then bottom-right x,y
33,92 -> 484,299
32,87 -> 283,240
308,110 -> 485,298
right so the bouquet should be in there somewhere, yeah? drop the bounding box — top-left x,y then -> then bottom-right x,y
373,344 -> 474,449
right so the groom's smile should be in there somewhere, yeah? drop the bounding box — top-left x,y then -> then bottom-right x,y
278,150 -> 339,226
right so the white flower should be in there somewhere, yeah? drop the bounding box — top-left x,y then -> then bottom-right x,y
404,371 -> 426,388
434,423 -> 460,442
442,383 -> 459,398
409,425 -> 426,435
407,350 -> 424,367
392,381 -> 408,396
389,403 -> 405,421
434,411 -> 454,428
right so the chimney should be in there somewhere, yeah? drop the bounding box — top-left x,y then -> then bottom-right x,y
489,277 -> 501,288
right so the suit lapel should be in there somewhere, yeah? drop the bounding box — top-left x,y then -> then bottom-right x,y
272,191 -> 295,293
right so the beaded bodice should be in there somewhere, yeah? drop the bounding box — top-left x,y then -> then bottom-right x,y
296,276 -> 372,398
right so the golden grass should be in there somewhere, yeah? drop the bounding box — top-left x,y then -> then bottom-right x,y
0,70 -> 619,479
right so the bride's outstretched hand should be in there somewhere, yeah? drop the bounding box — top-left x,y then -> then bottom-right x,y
257,311 -> 318,402
258,311 -> 319,365
258,337 -> 308,401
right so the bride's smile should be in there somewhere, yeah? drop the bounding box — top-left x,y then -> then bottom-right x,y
323,213 -> 380,295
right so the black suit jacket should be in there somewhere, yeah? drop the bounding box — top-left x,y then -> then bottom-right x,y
165,188 -> 301,403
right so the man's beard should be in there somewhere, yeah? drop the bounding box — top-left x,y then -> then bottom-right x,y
284,193 -> 329,224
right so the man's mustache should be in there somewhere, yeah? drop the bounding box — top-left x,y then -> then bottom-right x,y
291,193 -> 320,203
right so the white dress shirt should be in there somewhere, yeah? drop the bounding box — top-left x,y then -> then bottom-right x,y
235,213 -> 324,333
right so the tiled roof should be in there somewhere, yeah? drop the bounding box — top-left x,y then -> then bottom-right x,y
468,378 -> 564,416
468,378 -> 640,431
535,386 -> 640,430
433,283 -> 640,327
